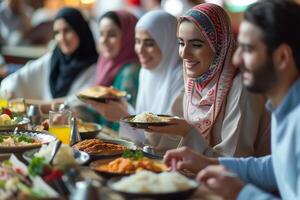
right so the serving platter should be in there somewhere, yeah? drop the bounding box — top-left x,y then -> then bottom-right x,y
72,138 -> 137,160
107,176 -> 198,200
89,156 -> 167,179
0,130 -> 56,153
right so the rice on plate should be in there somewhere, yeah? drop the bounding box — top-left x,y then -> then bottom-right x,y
34,141 -> 77,166
111,171 -> 198,193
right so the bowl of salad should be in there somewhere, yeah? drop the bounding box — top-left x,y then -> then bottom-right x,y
0,108 -> 30,130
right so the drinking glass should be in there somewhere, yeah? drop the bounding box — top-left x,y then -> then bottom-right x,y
8,98 -> 26,114
49,110 -> 72,144
0,99 -> 8,108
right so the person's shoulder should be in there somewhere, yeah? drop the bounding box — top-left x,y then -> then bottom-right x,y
0,3 -> 7,16
119,62 -> 140,75
22,52 -> 52,71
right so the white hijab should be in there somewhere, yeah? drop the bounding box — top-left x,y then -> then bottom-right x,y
135,10 -> 184,115
120,10 -> 184,146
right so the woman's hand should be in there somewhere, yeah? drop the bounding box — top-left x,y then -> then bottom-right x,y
147,118 -> 193,137
163,147 -> 218,173
85,99 -> 129,122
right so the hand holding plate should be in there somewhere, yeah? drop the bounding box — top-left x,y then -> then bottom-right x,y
147,117 -> 192,137
86,99 -> 129,122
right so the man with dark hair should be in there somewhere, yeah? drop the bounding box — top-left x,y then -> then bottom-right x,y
164,0 -> 300,199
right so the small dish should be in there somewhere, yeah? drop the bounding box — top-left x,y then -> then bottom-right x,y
23,148 -> 90,165
78,122 -> 102,140
0,117 -> 30,130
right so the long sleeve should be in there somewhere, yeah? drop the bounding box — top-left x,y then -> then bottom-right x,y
0,53 -> 52,100
220,156 -> 277,191
237,184 -> 281,200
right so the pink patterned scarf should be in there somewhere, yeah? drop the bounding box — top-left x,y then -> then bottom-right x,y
95,10 -> 139,86
180,3 -> 237,139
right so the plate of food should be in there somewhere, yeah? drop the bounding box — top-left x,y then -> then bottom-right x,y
23,142 -> 90,166
89,150 -> 167,178
0,155 -> 60,199
0,108 -> 30,130
72,138 -> 136,159
121,112 -> 173,129
77,86 -> 129,103
78,122 -> 102,140
107,170 -> 198,200
0,130 -> 56,153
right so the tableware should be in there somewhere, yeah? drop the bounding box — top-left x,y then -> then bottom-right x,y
91,138 -> 136,157
89,155 -> 166,179
27,104 -> 43,126
69,180 -> 124,200
107,176 -> 198,200
8,98 -> 26,114
49,110 -> 72,144
0,130 -> 56,153
143,145 -> 154,154
78,122 -> 102,140
23,148 -> 90,165
49,140 -> 62,165
76,86 -> 130,103
73,138 -> 137,161
0,98 -> 8,108
120,114 -> 173,129
70,117 -> 81,146
0,116 -> 30,130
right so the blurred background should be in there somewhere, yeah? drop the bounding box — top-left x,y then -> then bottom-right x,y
0,0 -> 284,80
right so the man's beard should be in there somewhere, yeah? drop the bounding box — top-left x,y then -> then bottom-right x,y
242,58 -> 278,94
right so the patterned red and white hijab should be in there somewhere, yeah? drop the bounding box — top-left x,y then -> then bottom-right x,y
180,3 -> 237,139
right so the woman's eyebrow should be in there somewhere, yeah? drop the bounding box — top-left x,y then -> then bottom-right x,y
188,39 -> 204,43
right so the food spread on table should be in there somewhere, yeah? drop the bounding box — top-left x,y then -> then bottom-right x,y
92,150 -> 167,174
72,139 -> 127,155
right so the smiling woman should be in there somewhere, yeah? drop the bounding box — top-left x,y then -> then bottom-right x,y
177,3 -> 271,157
0,7 -> 98,113
87,10 -> 140,131
146,3 -> 271,157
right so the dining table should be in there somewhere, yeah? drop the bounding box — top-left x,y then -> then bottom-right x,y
0,124 -> 222,200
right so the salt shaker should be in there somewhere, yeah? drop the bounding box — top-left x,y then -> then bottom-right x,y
26,104 -> 42,126
70,117 -> 81,145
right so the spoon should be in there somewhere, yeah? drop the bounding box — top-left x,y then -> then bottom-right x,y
49,140 -> 62,165
143,145 -> 155,154
13,127 -> 18,135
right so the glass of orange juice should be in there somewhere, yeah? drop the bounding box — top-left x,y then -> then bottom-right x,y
49,110 -> 72,144
0,99 -> 8,108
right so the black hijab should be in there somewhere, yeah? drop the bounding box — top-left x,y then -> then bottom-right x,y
50,7 -> 98,98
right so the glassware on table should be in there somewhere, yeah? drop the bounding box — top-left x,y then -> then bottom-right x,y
27,104 -> 42,127
8,98 -> 26,114
0,98 -> 8,108
49,110 -> 72,144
